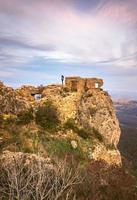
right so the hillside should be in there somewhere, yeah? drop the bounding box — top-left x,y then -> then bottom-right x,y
0,78 -> 137,200
0,77 -> 121,164
114,100 -> 137,128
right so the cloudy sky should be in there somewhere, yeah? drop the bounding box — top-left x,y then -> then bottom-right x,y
0,0 -> 137,98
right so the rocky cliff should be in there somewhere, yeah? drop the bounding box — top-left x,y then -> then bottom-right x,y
0,80 -> 121,165
41,88 -> 121,165
0,82 -> 31,114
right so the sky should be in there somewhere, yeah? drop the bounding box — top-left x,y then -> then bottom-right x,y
0,0 -> 137,98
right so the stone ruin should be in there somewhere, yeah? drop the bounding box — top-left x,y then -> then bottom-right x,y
65,76 -> 103,93
17,77 -> 104,99
0,76 -> 103,104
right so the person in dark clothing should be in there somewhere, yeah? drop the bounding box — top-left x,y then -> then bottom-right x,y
61,75 -> 64,86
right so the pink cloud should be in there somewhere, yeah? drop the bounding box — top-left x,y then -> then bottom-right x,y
97,0 -> 137,25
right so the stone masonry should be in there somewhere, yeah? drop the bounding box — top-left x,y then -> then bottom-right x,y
65,77 -> 103,93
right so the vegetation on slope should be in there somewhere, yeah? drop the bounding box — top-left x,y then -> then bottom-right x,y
0,99 -> 137,200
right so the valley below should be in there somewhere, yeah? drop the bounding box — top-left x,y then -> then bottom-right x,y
114,100 -> 137,170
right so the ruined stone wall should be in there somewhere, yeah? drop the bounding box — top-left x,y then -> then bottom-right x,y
77,78 -> 85,93
65,77 -> 104,93
65,77 -> 80,92
85,79 -> 96,90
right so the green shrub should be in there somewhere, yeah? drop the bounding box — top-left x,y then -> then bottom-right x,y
35,100 -> 59,130
47,139 -> 85,160
64,118 -> 90,139
16,108 -> 34,125
64,118 -> 78,131
77,128 -> 89,139
48,139 -> 72,156
93,128 -> 104,142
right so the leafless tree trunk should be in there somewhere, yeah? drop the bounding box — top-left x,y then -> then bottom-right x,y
0,154 -> 81,200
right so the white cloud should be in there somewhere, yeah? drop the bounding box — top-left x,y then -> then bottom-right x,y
0,0 -> 137,94
0,0 -> 136,66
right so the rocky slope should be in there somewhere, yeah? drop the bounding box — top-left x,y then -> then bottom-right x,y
42,88 -> 121,164
0,81 -> 121,165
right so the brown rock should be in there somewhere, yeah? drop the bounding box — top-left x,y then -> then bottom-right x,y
0,77 -> 121,165
0,82 -> 31,114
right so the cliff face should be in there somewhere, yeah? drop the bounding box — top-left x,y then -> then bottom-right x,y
42,88 -> 121,165
43,89 -> 120,145
0,80 -> 121,165
77,89 -> 120,146
77,89 -> 121,164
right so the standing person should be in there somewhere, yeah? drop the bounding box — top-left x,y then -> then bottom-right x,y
61,75 -> 64,87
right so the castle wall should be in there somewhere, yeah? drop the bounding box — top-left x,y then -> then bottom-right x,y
65,77 -> 103,93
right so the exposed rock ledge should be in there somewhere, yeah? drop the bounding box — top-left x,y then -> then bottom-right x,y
0,78 -> 121,165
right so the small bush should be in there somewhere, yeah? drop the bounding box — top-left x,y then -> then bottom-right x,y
64,118 -> 78,131
35,100 -> 59,130
16,108 -> 34,125
93,128 -> 104,142
64,118 -> 89,139
77,128 -> 89,139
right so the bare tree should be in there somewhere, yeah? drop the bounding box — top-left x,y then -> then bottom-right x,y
0,154 -> 81,200
0,155 -> 33,200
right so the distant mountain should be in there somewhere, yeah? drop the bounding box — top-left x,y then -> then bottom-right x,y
110,90 -> 137,100
114,100 -> 137,129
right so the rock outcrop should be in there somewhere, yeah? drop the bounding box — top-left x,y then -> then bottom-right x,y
41,87 -> 121,165
0,82 -> 31,114
0,78 -> 121,165
16,85 -> 38,101
42,88 -> 120,145
77,89 -> 120,146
